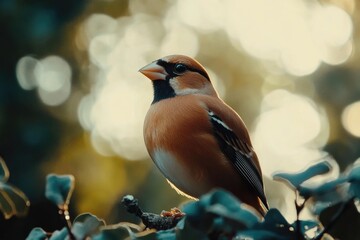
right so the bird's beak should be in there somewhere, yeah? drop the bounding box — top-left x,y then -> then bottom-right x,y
139,61 -> 167,81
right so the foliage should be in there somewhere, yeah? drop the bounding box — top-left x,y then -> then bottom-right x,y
45,174 -> 75,209
0,157 -> 30,219
0,157 -> 359,239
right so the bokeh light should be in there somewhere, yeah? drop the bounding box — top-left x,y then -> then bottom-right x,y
253,89 -> 329,174
342,101 -> 360,137
224,0 -> 353,76
16,56 -> 39,90
74,0 -> 355,163
253,89 -> 332,220
311,5 -> 353,47
16,55 -> 72,106
176,0 -> 224,33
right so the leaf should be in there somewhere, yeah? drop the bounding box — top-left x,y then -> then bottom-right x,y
140,229 -> 175,240
254,208 -> 291,234
348,164 -> 360,199
72,213 -> 106,239
273,161 -> 332,190
123,218 -> 207,240
262,209 -> 290,228
298,177 -> 349,215
26,227 -> 47,240
208,190 -> 260,227
183,189 -> 260,235
0,157 -> 30,219
243,208 -> 296,240
92,228 -> 131,240
176,218 -> 207,240
236,229 -> 291,240
49,228 -> 68,240
298,177 -> 348,198
0,157 -> 9,182
92,222 -> 143,240
348,161 -> 360,181
93,224 -> 161,240
290,220 -> 320,236
349,169 -> 360,181
45,174 -> 74,208
139,218 -> 208,240
0,182 -> 30,219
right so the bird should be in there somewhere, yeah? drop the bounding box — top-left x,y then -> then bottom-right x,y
139,55 -> 268,216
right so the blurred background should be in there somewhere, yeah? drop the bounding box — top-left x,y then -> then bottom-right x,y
0,0 -> 359,239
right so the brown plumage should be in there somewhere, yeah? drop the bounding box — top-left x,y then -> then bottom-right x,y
140,55 -> 268,215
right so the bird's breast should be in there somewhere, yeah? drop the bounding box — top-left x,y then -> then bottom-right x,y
143,96 -> 219,197
144,96 -> 212,153
151,148 -> 208,197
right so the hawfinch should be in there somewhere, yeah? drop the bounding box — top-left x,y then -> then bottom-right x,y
140,55 -> 268,215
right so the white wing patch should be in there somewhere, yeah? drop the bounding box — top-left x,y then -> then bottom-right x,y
208,111 -> 232,130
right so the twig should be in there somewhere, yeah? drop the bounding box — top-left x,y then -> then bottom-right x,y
295,191 -> 306,240
295,201 -> 305,239
121,195 -> 184,231
59,206 -> 75,240
122,195 -> 143,218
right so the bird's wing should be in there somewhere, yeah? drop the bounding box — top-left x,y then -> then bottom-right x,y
208,110 -> 268,209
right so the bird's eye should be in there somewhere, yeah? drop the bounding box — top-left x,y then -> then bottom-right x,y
173,63 -> 187,75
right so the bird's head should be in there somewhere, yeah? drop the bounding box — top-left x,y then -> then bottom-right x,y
139,55 -> 217,103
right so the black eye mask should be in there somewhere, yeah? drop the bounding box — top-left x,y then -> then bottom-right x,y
156,59 -> 210,81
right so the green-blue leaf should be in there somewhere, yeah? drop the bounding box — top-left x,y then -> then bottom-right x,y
240,209 -> 301,239
348,164 -> 360,182
348,164 -> 360,199
298,177 -> 349,215
262,209 -> 289,227
176,218 -> 207,240
45,174 -> 74,208
183,189 -> 260,234
349,183 -> 360,200
236,229 -> 291,240
298,177 -> 348,198
49,228 -> 68,240
290,220 -> 320,236
92,222 -> 141,240
0,157 -> 9,182
72,213 -> 106,239
26,227 -> 47,240
215,190 -> 259,225
273,161 -> 332,190
0,182 -> 30,219
140,229 -> 175,240
92,228 -> 130,240
0,158 -> 30,219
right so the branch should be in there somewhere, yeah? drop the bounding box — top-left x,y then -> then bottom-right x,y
58,206 -> 75,240
121,195 -> 184,231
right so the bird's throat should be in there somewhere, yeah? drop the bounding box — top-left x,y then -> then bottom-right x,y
152,80 -> 176,104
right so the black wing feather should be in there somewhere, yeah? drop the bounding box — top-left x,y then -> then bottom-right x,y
208,110 -> 268,209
